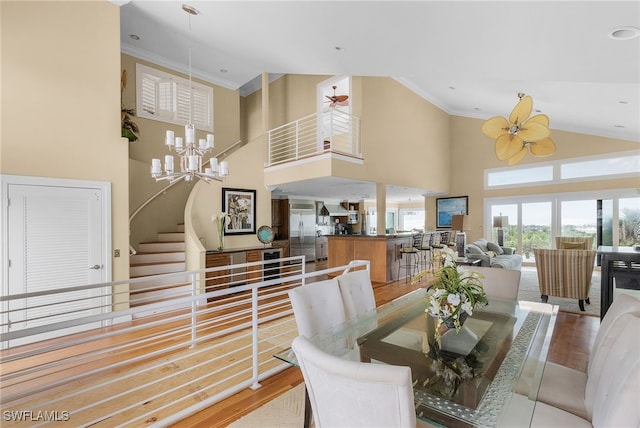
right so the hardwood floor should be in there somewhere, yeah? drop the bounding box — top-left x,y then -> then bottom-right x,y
173,267 -> 601,427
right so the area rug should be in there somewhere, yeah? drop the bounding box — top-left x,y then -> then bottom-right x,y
227,384 -> 307,428
517,266 -> 600,316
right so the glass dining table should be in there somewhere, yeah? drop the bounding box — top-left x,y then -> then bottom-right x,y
275,289 -> 559,427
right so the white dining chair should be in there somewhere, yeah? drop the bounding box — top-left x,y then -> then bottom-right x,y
531,313 -> 640,427
536,293 -> 640,419
336,269 -> 423,352
292,335 -> 433,428
463,265 -> 521,300
288,278 -> 346,338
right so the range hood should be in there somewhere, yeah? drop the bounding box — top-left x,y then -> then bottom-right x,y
322,204 -> 349,216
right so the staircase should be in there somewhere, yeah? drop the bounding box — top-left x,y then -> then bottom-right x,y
129,225 -> 190,314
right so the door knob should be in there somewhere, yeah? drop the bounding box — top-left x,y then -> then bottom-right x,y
89,264 -> 102,270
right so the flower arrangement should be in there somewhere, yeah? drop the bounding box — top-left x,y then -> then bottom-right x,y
413,247 -> 488,335
212,212 -> 230,250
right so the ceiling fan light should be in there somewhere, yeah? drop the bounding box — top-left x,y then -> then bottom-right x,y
529,137 -> 556,156
518,121 -> 550,142
507,146 -> 528,166
495,134 -> 523,160
481,116 -> 510,139
509,95 -> 533,125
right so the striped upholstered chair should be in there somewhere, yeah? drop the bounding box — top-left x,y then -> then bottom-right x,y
534,248 -> 596,311
554,236 -> 594,250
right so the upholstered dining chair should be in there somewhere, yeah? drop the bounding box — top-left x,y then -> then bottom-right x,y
531,313 -> 640,427
536,294 -> 640,419
288,278 -> 346,338
336,269 -> 423,352
464,266 -> 521,300
292,335 -> 433,428
533,248 -> 596,311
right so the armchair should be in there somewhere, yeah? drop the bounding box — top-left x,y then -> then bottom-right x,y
533,248 -> 596,311
555,236 -> 594,250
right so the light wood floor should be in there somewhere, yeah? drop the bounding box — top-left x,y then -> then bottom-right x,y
173,266 -> 601,428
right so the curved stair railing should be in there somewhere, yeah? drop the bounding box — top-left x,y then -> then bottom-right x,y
129,139 -> 243,255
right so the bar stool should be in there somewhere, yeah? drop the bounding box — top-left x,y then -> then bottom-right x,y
397,242 -> 419,282
412,231 -> 430,274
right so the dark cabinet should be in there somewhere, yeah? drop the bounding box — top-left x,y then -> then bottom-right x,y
271,199 -> 283,227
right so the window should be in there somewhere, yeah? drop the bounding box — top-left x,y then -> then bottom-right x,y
136,63 -> 213,131
486,150 -> 639,189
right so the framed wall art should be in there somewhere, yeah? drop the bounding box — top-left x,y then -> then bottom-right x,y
436,196 -> 468,228
222,188 -> 256,235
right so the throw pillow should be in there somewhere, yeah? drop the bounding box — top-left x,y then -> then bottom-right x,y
466,244 -> 484,255
561,241 -> 586,250
486,250 -> 497,258
474,239 -> 490,253
487,241 -> 505,255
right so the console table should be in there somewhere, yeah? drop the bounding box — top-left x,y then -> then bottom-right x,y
597,246 -> 640,320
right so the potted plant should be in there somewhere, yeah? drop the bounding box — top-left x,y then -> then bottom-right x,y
413,247 -> 488,336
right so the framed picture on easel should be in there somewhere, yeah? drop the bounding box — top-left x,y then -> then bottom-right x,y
436,196 -> 468,228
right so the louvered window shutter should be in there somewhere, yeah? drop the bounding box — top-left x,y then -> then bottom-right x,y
136,63 -> 213,131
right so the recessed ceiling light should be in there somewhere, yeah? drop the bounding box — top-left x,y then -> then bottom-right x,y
608,26 -> 640,40
334,46 -> 344,52
619,100 -> 629,104
220,69 -> 228,73
614,125 -> 626,128
130,34 -> 140,40
448,86 -> 456,90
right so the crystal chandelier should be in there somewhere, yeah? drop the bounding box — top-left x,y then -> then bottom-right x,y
150,4 -> 229,184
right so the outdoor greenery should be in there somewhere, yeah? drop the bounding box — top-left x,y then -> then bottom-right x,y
497,207 -> 640,257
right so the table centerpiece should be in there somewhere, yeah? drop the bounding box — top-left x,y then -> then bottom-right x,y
413,246 -> 488,338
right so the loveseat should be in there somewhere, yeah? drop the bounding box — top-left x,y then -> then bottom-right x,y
465,238 -> 522,270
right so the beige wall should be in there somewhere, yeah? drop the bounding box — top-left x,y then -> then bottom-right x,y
1,1 -> 129,286
443,115 -> 640,242
253,75 -> 451,209
121,54 -> 243,248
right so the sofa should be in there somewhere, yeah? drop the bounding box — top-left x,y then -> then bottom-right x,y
465,238 -> 522,270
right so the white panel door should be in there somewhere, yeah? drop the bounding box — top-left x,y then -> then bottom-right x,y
3,178 -> 109,346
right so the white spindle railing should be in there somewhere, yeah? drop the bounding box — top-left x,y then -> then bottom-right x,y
267,109 -> 361,167
0,257 -> 370,427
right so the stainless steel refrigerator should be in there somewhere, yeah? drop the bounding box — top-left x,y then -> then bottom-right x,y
289,200 -> 316,262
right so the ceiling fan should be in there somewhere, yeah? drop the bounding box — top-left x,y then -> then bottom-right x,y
325,85 -> 349,108
481,93 -> 556,166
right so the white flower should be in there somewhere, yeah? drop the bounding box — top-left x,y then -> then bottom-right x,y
447,293 -> 461,306
461,301 -> 474,315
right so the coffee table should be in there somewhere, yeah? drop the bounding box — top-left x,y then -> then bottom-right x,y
275,290 -> 558,427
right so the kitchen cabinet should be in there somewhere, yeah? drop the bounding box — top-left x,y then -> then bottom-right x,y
271,199 -> 283,226
246,249 -> 262,282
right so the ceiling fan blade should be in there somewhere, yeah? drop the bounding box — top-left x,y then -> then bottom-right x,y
481,116 -> 509,139
495,134 -> 524,160
519,121 -> 550,142
337,100 -> 349,106
530,137 -> 556,156
526,114 -> 550,127
509,95 -> 533,125
507,146 -> 528,166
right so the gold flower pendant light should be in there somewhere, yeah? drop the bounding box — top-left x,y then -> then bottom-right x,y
481,93 -> 556,166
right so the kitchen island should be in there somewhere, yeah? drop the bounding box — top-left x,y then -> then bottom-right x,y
327,234 -> 413,284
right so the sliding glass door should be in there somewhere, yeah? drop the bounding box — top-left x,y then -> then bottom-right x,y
485,190 -> 638,265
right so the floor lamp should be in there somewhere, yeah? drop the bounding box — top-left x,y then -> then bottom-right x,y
493,215 -> 509,247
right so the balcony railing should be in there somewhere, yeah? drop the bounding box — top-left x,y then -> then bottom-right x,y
267,109 -> 361,167
0,257 -> 370,426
